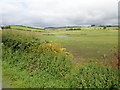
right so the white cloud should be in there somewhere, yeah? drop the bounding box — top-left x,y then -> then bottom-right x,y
0,0 -> 119,27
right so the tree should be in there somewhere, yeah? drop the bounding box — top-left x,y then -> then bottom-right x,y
1,25 -> 11,29
91,25 -> 95,27
103,26 -> 106,29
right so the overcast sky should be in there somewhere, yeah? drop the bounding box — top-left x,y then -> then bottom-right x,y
0,0 -> 119,27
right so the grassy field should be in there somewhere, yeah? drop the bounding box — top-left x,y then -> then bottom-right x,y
46,26 -> 118,31
2,25 -> 45,32
29,29 -> 118,65
79,26 -> 118,30
2,26 -> 119,88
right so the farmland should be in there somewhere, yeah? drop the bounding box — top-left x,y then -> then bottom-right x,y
2,25 -> 119,88
1,25 -> 45,32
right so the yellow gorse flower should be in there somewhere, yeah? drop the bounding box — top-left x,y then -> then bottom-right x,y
33,40 -> 73,58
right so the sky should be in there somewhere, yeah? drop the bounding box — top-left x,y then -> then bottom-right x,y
0,0 -> 119,27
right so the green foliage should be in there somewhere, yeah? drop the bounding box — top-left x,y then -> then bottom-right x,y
103,26 -> 106,29
2,25 -> 45,31
66,28 -> 81,31
2,30 -> 119,88
68,64 -> 119,88
2,31 -> 72,77
1,26 -> 11,29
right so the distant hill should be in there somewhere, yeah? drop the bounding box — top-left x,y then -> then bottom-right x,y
2,25 -> 118,31
2,25 -> 45,32
44,26 -> 82,29
44,25 -> 119,31
44,25 -> 118,29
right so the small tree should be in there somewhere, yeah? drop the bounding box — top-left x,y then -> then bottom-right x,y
103,26 -> 106,29
91,25 -> 95,27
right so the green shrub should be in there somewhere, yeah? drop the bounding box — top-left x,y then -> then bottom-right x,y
2,30 -> 73,78
67,64 -> 119,88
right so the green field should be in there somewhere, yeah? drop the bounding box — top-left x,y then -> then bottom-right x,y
2,25 -> 45,32
2,26 -> 119,88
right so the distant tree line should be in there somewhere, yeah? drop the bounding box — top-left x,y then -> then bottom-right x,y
91,25 -> 96,27
1,26 -> 11,29
66,28 -> 81,31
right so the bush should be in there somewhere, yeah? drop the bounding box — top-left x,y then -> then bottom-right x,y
103,26 -> 107,29
2,30 -> 73,78
66,64 -> 119,88
66,28 -> 81,31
